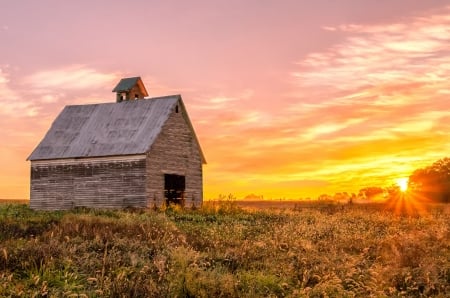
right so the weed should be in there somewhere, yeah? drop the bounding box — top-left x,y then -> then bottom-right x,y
0,202 -> 448,297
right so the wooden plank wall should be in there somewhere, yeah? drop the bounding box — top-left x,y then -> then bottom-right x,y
146,105 -> 203,208
30,156 -> 147,210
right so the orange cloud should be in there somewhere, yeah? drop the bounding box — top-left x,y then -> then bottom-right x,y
203,6 -> 450,199
2,6 -> 450,200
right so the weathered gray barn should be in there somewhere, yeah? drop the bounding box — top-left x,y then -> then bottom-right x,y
27,77 -> 205,210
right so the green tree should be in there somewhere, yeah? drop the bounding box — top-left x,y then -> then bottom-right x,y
409,157 -> 450,203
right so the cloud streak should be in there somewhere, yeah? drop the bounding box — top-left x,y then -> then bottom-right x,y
2,3 -> 450,200
0,68 -> 38,117
25,65 -> 118,91
202,6 -> 450,198
0,65 -> 123,199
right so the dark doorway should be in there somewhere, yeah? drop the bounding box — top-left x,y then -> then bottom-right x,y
164,174 -> 185,206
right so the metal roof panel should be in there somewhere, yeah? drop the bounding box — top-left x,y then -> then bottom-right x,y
28,96 -> 180,160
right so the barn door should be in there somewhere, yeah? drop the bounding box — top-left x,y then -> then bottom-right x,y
164,174 -> 185,206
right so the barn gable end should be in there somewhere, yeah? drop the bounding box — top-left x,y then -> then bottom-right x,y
28,78 -> 205,210
146,99 -> 203,207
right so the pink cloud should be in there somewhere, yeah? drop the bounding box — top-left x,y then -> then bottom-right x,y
3,3 -> 450,200
25,65 -> 119,91
204,6 -> 450,198
0,68 -> 38,117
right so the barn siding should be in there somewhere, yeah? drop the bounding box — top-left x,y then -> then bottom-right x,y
146,105 -> 203,207
30,156 -> 146,210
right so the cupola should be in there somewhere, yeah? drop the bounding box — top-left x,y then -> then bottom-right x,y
112,77 -> 149,102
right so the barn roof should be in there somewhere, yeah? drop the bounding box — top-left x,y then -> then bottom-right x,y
27,95 -> 206,163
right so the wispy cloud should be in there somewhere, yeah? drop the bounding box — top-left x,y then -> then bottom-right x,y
204,6 -> 450,198
3,4 -> 450,200
0,65 -> 124,199
0,66 -> 120,118
293,7 -> 450,90
0,68 -> 38,117
25,65 -> 119,91
191,89 -> 254,111
285,7 -> 450,193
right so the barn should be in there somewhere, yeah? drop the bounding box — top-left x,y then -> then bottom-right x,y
27,77 -> 206,210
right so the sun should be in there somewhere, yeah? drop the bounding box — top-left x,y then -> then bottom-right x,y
396,177 -> 409,192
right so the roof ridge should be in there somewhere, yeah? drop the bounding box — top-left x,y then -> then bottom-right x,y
63,94 -> 181,107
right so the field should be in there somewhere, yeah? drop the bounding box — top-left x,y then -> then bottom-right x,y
0,201 -> 449,297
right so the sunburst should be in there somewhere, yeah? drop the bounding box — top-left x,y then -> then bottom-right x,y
396,177 -> 409,192
385,178 -> 430,216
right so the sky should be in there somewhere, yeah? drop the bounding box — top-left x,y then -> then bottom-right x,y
1,0 -> 450,200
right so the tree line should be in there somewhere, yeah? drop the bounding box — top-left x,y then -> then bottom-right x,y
316,157 -> 450,204
409,157 -> 450,203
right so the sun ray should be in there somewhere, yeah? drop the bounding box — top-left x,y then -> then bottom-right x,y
384,185 -> 430,216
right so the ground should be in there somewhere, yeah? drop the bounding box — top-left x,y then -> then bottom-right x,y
0,200 -> 449,297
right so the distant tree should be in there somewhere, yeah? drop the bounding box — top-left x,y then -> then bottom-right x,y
385,184 -> 401,200
317,194 -> 333,201
358,187 -> 384,200
333,192 -> 351,203
409,157 -> 450,203
349,193 -> 356,204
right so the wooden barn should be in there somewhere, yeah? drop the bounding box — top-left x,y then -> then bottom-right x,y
27,77 -> 205,210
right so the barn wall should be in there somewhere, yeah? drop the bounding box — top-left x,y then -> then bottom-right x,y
30,155 -> 147,210
146,104 -> 203,207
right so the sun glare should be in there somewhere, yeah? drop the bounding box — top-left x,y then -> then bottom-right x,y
396,177 -> 409,192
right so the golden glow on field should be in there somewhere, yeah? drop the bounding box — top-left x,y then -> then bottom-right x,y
396,177 -> 409,192
384,189 -> 430,216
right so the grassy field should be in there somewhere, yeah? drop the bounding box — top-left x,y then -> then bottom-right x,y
0,201 -> 448,297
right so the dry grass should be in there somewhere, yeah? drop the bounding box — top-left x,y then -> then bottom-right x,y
0,201 -> 449,297
0,199 -> 29,204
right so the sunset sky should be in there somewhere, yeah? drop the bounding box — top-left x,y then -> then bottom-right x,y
1,0 -> 450,200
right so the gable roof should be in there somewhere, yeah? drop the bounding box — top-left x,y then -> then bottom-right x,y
27,95 -> 206,163
112,77 -> 148,96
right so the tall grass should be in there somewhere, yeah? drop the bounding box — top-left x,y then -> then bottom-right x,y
0,202 -> 448,297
